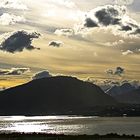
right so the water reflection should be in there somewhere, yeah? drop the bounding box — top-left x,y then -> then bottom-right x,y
0,116 -> 139,136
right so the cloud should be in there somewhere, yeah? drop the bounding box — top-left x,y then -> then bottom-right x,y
122,50 -> 133,55
106,69 -> 114,75
32,70 -> 52,80
84,17 -> 98,28
55,28 -> 74,36
48,41 -> 63,47
0,0 -> 27,26
0,0 -> 28,10
114,0 -> 134,5
0,68 -> 30,75
106,67 -> 125,76
77,5 -> 140,38
0,30 -> 41,53
114,67 -> 125,76
48,0 -> 76,8
87,77 -> 140,88
91,79 -> 140,92
94,5 -> 121,26
0,13 -> 26,25
55,5 -> 140,39
105,40 -> 124,47
120,25 -> 132,31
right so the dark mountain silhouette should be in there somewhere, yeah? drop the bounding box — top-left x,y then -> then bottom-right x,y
114,88 -> 140,104
106,83 -> 140,104
106,83 -> 136,96
0,76 -> 117,115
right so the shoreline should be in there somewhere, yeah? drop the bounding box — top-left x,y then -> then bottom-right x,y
0,133 -> 140,140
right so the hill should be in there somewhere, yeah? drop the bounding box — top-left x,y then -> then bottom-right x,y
0,76 -> 117,115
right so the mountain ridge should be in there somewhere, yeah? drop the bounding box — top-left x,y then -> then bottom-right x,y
0,76 -> 117,115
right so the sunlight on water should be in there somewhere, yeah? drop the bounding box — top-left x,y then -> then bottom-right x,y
0,116 -> 140,136
0,116 -> 94,121
4,123 -> 48,133
0,116 -> 26,121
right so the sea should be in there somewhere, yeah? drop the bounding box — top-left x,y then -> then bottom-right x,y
0,116 -> 140,136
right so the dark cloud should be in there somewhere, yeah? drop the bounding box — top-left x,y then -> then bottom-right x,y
0,30 -> 41,53
32,70 -> 52,80
95,7 -> 120,26
133,28 -> 140,35
81,5 -> 140,37
106,67 -> 125,77
48,41 -> 63,47
114,67 -> 125,76
82,5 -> 123,28
120,25 -> 132,31
0,70 -> 9,75
0,68 -> 30,75
84,18 -> 98,28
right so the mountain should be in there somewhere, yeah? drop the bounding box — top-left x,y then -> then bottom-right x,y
106,83 -> 136,97
106,83 -> 140,104
114,88 -> 140,104
0,76 -> 117,115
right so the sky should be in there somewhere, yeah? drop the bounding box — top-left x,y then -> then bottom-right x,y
0,0 -> 140,88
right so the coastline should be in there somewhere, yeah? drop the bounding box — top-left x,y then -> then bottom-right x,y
0,133 -> 139,140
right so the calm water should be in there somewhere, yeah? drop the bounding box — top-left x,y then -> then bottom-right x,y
0,116 -> 140,136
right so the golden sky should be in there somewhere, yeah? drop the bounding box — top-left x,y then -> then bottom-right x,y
0,0 -> 140,88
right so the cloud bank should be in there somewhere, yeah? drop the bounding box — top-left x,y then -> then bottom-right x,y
81,5 -> 140,37
55,5 -> 140,39
0,0 -> 27,26
0,30 -> 41,53
0,68 -> 30,75
0,0 -> 28,10
114,0 -> 134,5
0,13 -> 26,25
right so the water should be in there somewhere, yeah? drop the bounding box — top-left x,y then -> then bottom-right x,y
0,116 -> 140,136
